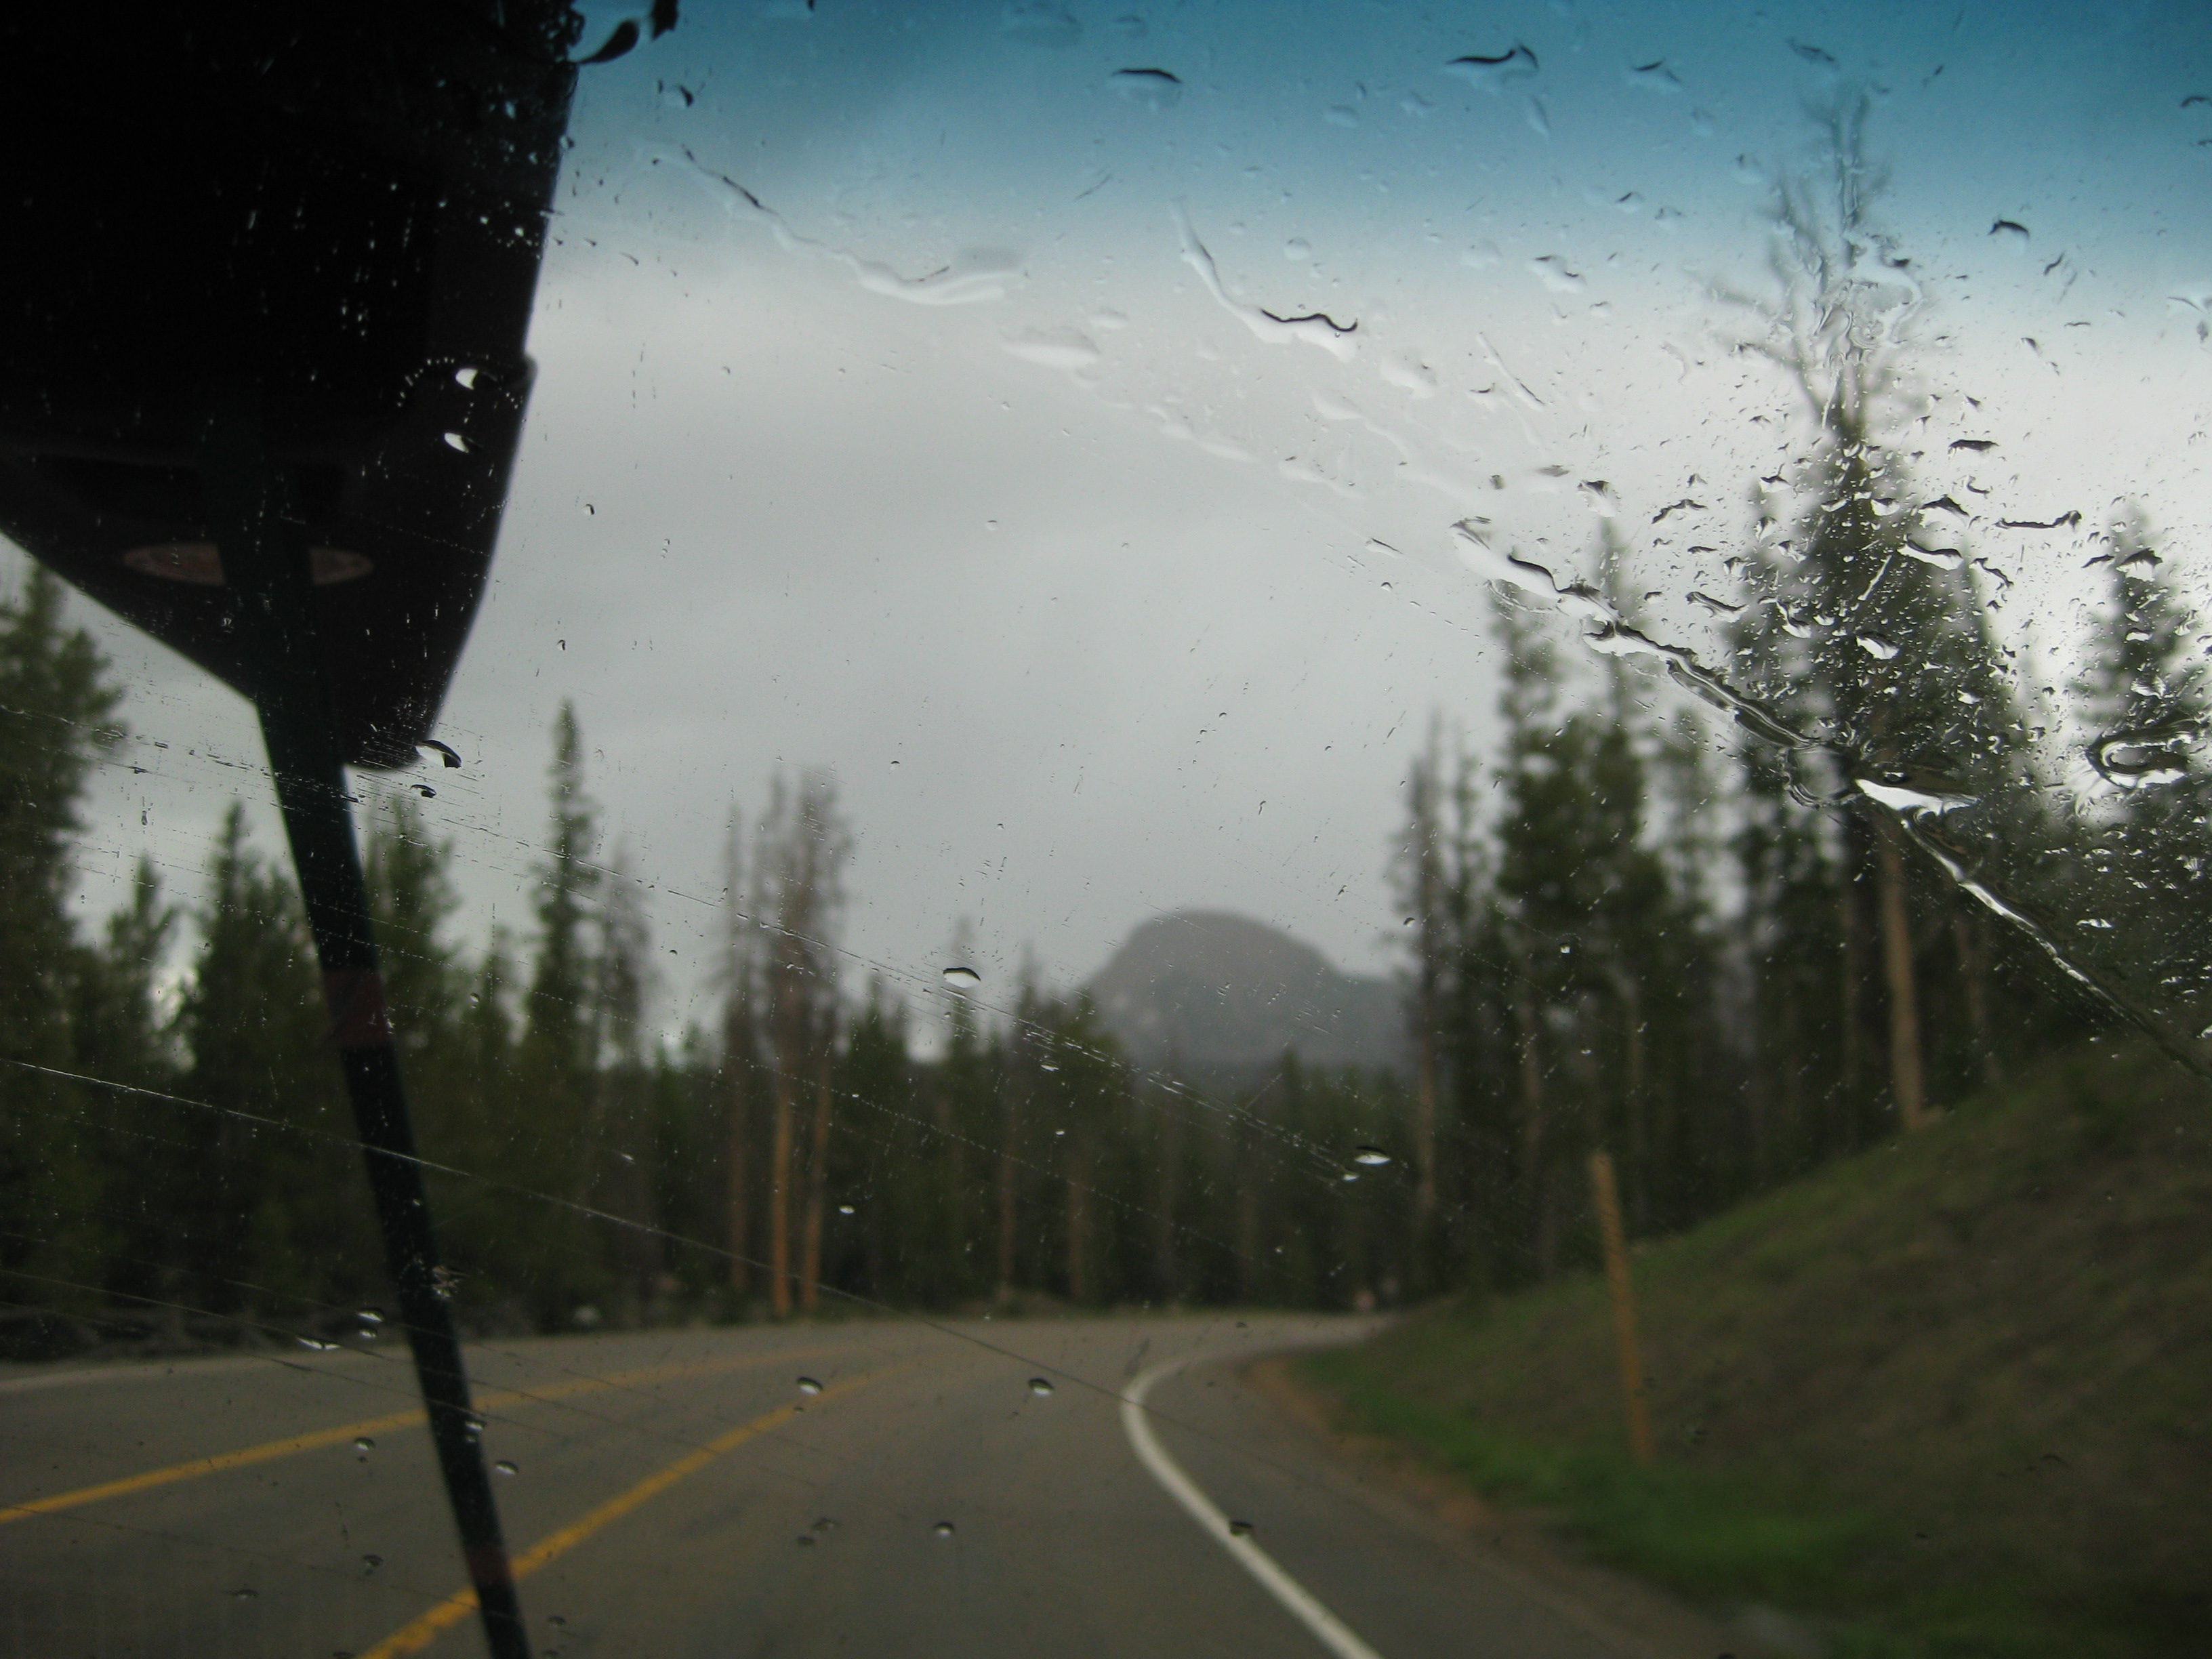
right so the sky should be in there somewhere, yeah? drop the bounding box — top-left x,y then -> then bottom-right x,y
22,0 -> 2212,1042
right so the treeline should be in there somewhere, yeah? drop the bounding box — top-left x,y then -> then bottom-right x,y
1388,552 -> 2159,1296
0,480 -> 2196,1347
1386,102 -> 2212,1294
0,442 -> 2191,1353
0,597 -> 1419,1349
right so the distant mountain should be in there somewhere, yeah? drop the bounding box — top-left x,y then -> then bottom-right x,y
1084,909 -> 1407,1075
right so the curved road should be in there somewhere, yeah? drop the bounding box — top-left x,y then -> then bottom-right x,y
2,1316 -> 1687,1658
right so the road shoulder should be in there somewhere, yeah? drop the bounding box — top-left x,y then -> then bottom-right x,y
1244,1354 -> 1737,1659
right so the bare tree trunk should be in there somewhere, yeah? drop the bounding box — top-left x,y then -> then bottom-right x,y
768,1068 -> 794,1317
798,1066 -> 834,1314
749,769 -> 851,1318
1875,825 -> 1932,1131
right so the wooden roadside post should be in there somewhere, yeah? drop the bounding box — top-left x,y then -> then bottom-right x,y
1589,1151 -> 1656,1467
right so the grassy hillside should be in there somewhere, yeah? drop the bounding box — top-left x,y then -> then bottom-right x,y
1298,1040 -> 2212,1659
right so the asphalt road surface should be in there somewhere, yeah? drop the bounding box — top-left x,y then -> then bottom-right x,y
2,1315 -> 1683,1659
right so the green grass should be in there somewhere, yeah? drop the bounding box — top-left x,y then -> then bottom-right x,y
1298,1041 -> 2212,1659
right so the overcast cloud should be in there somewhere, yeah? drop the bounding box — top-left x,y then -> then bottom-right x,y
29,0 -> 2212,1040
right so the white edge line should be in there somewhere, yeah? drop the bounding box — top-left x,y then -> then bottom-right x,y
1120,1357 -> 1387,1659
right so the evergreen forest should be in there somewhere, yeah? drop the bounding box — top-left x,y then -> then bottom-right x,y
0,472 -> 2191,1353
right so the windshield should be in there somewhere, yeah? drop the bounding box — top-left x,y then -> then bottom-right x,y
4,5 -> 2208,1658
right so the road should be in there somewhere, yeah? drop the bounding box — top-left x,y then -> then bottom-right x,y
2,1315 -> 1686,1659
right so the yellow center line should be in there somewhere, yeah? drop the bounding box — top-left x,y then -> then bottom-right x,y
1,1347 -> 827,1526
359,1367 -> 897,1659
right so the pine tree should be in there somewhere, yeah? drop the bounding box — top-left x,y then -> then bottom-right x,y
365,794 -> 464,1073
1728,743 -> 1850,1177
2072,506 -> 2212,1018
1732,93 -> 2021,1133
924,962 -> 994,1306
590,845 -> 659,1322
515,702 -> 603,1322
872,984 -> 961,1308
1412,584 -> 1741,1286
0,567 -> 125,1305
713,809 -> 762,1301
1029,994 -> 1123,1307
1396,722 -> 1448,1282
71,860 -> 176,1088
834,982 -> 909,1302
428,930 -> 533,1328
1490,599 -> 1677,1276
73,860 -> 180,1317
1592,685 -> 1728,1235
174,805 -> 362,1319
652,1025 -> 724,1303
1434,750 -> 1519,1296
750,770 -> 848,1315
362,792 -> 531,1316
526,702 -> 600,1078
997,972 -> 1042,1304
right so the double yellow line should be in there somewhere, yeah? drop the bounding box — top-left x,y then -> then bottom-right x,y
359,1369 -> 888,1658
6,1349 -> 896,1659
3,1399 -> 432,1525
1,1349 -> 814,1526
